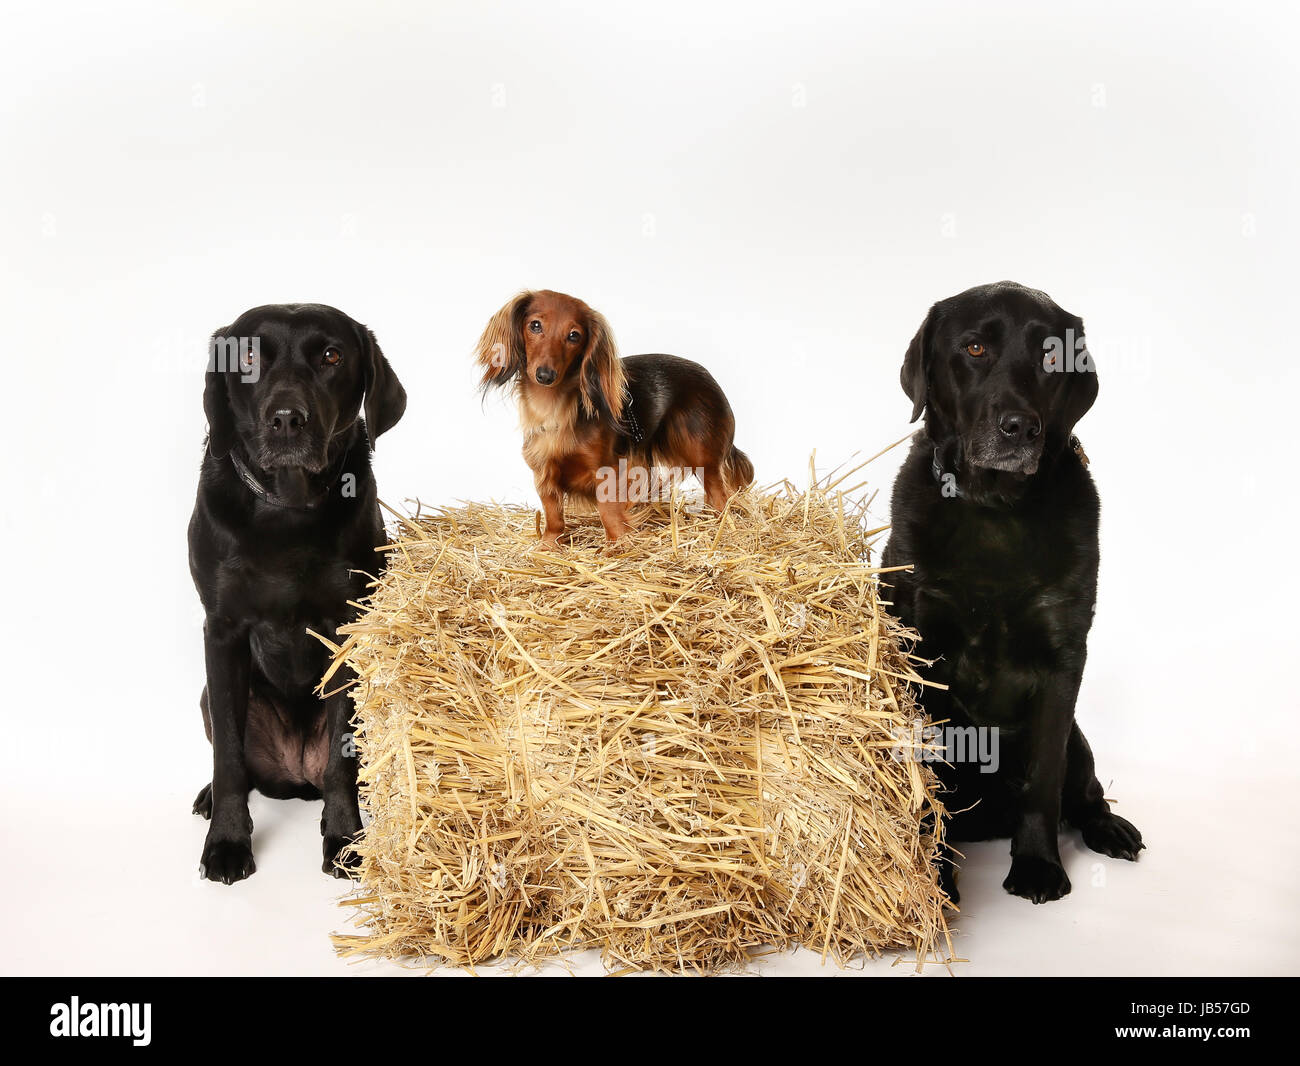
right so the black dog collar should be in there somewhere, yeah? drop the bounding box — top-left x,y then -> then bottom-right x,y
622,394 -> 645,445
228,449 -> 348,510
931,446 -> 962,498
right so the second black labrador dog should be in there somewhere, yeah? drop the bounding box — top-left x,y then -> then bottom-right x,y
189,303 -> 405,883
882,281 -> 1143,904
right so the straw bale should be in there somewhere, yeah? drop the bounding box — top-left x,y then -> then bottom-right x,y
321,469 -> 952,974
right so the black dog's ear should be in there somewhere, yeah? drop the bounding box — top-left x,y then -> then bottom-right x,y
203,327 -> 237,459
358,326 -> 407,447
475,291 -> 532,393
1060,332 -> 1099,435
900,309 -> 934,424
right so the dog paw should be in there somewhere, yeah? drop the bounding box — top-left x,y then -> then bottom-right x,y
1081,811 -> 1145,861
200,835 -> 256,884
322,834 -> 362,879
1002,855 -> 1071,904
192,783 -> 212,819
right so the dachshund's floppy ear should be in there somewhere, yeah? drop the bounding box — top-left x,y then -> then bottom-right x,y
475,291 -> 532,392
579,307 -> 627,432
203,327 -> 237,459
358,325 -> 407,447
900,307 -> 934,424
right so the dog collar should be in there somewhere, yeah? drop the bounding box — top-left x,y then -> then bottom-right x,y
1070,435 -> 1089,467
228,449 -> 348,510
931,446 -> 962,498
623,394 -> 645,445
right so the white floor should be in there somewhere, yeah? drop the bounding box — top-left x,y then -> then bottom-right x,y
5,755 -> 1291,977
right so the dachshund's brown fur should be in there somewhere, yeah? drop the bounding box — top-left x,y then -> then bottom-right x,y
476,289 -> 752,546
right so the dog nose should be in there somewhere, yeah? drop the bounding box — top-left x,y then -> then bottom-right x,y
268,406 -> 308,437
998,410 -> 1041,443
535,367 -> 556,386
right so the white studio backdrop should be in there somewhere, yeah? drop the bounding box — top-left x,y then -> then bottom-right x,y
1,0 -> 1296,974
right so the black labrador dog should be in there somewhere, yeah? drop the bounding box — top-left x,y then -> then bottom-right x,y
189,303 -> 405,883
881,281 -> 1142,904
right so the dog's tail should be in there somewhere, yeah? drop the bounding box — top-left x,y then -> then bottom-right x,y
723,446 -> 754,492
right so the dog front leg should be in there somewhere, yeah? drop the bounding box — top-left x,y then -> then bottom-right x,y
1064,723 -> 1145,860
1003,668 -> 1080,903
199,620 -> 255,884
596,496 -> 631,543
539,489 -> 567,548
905,674 -> 962,906
903,591 -> 963,905
320,663 -> 363,878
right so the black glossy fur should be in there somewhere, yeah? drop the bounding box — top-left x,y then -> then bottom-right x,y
881,281 -> 1143,905
188,303 -> 405,883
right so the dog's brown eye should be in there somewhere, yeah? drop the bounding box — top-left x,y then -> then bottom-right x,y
567,330 -> 581,343
965,343 -> 986,357
529,320 -> 542,334
322,347 -> 342,366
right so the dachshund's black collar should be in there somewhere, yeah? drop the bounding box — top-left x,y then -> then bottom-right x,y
622,394 -> 645,445
228,449 -> 348,510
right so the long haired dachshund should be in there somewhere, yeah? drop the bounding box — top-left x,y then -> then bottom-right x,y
476,289 -> 753,546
